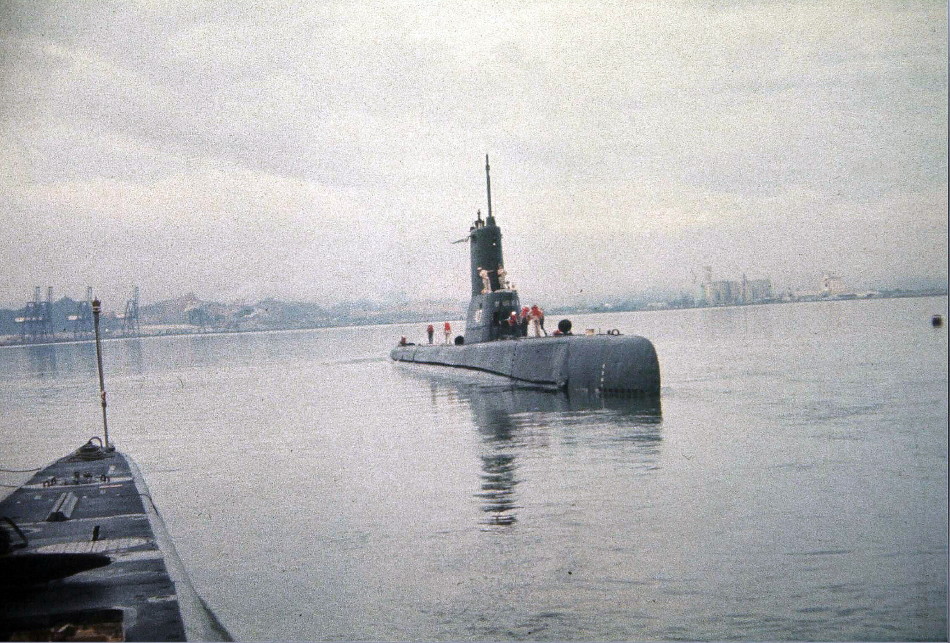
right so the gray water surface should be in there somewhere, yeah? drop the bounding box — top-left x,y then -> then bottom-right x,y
1,296 -> 947,640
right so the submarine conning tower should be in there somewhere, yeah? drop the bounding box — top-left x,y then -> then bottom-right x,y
469,209 -> 503,296
464,155 -> 522,345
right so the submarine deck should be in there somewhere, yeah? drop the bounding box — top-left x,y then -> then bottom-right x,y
391,333 -> 661,397
0,443 -> 229,642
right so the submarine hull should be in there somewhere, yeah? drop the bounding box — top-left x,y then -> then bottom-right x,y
391,334 -> 660,397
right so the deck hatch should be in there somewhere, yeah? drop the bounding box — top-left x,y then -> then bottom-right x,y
47,492 -> 79,522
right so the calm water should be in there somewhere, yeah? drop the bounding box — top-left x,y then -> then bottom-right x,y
1,296 -> 947,641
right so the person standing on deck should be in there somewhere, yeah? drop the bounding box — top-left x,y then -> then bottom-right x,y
520,306 -> 530,337
443,321 -> 452,344
529,305 -> 543,337
426,324 -> 434,344
507,311 -> 518,337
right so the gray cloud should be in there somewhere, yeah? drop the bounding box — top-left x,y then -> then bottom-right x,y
0,0 -> 945,309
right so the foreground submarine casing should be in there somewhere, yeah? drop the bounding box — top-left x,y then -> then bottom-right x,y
391,333 -> 660,397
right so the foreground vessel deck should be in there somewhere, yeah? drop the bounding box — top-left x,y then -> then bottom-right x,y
0,442 -> 229,642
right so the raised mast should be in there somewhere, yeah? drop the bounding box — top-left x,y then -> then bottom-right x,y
91,298 -> 112,451
485,154 -> 493,222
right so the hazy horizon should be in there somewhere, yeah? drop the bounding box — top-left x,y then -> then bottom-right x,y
1,277 -> 946,315
1,2 -> 946,310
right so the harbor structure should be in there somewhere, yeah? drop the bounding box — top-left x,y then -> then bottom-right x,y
700,267 -> 773,306
121,286 -> 141,336
821,273 -> 847,297
16,287 -> 54,341
67,287 -> 94,338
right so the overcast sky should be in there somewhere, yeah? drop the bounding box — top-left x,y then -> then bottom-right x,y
1,1 -> 946,309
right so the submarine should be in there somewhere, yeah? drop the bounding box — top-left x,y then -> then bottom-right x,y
391,156 -> 661,398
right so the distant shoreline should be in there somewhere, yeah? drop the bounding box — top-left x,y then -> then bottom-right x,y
557,289 -> 949,316
2,291 -> 945,349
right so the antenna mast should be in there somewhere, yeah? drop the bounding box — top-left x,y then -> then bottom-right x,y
485,154 -> 492,220
91,298 -> 111,450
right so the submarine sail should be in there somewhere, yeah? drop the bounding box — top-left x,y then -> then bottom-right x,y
464,156 -> 522,344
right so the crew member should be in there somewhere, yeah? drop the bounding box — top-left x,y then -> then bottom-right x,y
443,321 -> 452,345
520,306 -> 530,337
497,265 -> 510,290
426,324 -> 434,344
478,267 -> 491,294
507,311 -> 518,337
530,304 -> 543,337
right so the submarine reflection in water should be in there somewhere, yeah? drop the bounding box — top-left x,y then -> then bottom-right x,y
413,370 -> 662,528
478,453 -> 519,527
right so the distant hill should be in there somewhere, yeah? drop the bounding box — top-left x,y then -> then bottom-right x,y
3,285 -> 943,341
136,294 -> 466,331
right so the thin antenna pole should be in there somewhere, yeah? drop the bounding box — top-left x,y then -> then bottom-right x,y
91,298 -> 110,450
485,154 -> 492,219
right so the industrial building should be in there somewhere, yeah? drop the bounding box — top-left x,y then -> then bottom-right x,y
700,267 -> 774,306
